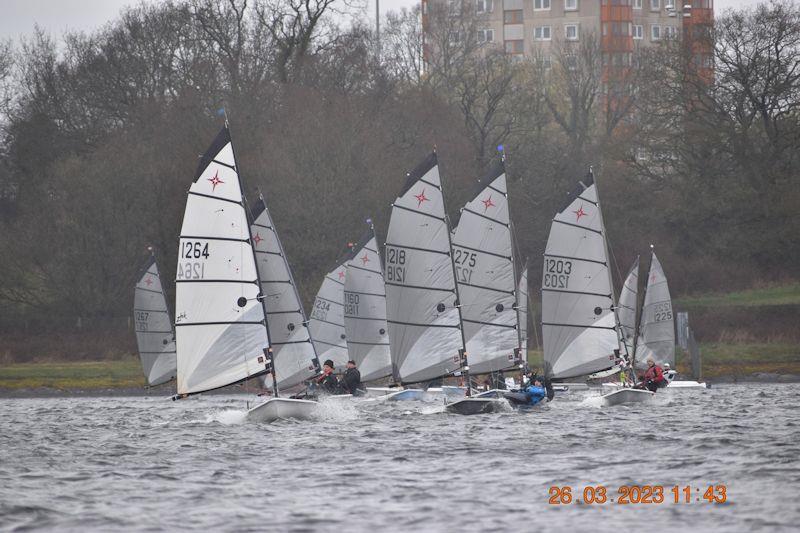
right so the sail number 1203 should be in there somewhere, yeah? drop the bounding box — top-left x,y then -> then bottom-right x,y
543,258 -> 572,289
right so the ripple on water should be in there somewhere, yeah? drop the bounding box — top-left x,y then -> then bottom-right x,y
1,385 -> 799,532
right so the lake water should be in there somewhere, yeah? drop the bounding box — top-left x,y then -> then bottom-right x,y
1,384 -> 798,532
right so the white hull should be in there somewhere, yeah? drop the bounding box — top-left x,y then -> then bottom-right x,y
602,380 -> 707,390
601,388 -> 654,407
246,397 -> 317,423
445,397 -> 507,415
667,380 -> 707,389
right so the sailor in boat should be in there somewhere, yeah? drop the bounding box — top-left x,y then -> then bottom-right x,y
638,358 -> 666,392
662,363 -> 677,383
503,378 -> 547,407
340,360 -> 365,397
315,359 -> 340,394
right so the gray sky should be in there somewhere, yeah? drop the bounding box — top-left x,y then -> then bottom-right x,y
0,0 -> 763,41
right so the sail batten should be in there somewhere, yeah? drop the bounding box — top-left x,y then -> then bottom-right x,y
385,153 -> 464,384
343,229 -> 393,382
542,173 -> 621,380
134,255 -> 177,387
250,197 -> 318,390
175,127 -> 269,396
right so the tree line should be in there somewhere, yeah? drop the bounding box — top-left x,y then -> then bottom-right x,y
0,0 -> 797,347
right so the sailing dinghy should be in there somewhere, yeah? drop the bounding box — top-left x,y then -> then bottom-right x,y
134,250 -> 177,387
451,161 -> 523,401
383,152 -> 506,414
173,124 -> 316,422
637,250 -> 706,388
540,170 -> 652,406
250,195 -> 320,392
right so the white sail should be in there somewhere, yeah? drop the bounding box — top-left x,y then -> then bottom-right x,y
451,164 -> 518,375
636,252 -> 675,366
517,261 -> 529,355
175,127 -> 269,396
385,153 -> 464,384
250,198 -> 318,389
133,254 -> 177,386
618,256 -> 639,358
542,173 -> 620,379
343,229 -> 393,382
309,259 -> 349,372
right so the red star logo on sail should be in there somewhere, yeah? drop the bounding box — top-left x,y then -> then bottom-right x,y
338,270 -> 345,280
208,170 -> 224,191
252,232 -> 263,246
651,273 -> 657,283
360,253 -> 370,265
414,189 -> 429,207
144,277 -> 153,287
574,205 -> 587,221
482,195 -> 495,213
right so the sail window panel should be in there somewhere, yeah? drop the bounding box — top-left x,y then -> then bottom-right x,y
267,310 -> 310,342
391,310 -> 464,383
464,321 -> 518,374
452,217 -> 510,257
176,282 -> 263,325
180,195 -> 249,240
177,239 -> 257,281
274,343 -> 318,389
192,158 -> 244,204
545,312 -> 619,379
141,352 -> 177,386
177,323 -> 267,395
260,282 -> 304,315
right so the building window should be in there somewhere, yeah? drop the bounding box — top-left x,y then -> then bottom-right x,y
534,0 -> 551,10
534,26 -> 552,40
564,55 -> 578,70
505,40 -> 524,54
633,24 -> 643,39
664,26 -> 678,39
449,30 -> 462,43
476,0 -> 494,13
665,0 -> 675,8
650,0 -> 660,10
565,24 -> 579,41
540,55 -> 552,69
651,24 -> 661,40
565,0 -> 578,10
477,28 -> 495,42
504,10 -> 523,23
633,0 -> 642,8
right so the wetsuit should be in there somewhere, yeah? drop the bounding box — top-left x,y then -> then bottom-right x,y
341,367 -> 364,396
643,364 -> 665,392
522,384 -> 546,406
316,371 -> 340,394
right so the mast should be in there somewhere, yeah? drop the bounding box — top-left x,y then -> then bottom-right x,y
225,116 -> 278,397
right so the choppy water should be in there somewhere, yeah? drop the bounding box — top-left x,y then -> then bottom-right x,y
1,384 -> 798,532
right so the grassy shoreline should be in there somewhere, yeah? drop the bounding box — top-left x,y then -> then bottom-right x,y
1,342 -> 798,393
